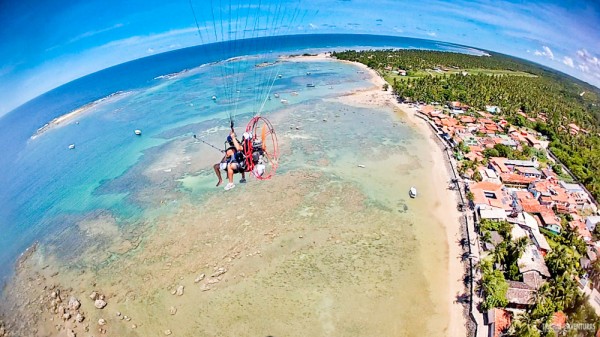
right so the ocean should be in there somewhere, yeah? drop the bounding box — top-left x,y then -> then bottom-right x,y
0,33 -> 481,282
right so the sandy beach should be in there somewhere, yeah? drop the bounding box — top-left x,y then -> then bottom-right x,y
1,55 -> 469,337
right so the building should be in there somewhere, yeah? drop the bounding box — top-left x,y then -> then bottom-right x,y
514,166 -> 542,179
500,173 -> 537,189
570,220 -> 592,242
469,181 -> 513,216
486,308 -> 511,337
518,245 -> 551,289
586,216 -> 600,233
506,280 -> 535,309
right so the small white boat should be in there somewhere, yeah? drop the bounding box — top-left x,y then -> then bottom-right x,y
211,95 -> 217,101
306,83 -> 315,88
280,99 -> 288,104
274,93 -> 280,98
277,74 -> 282,79
134,129 -> 142,136
409,187 -> 417,198
68,144 -> 75,150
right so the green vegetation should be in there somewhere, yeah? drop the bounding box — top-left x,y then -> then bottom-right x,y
333,49 -> 600,200
481,259 -> 509,310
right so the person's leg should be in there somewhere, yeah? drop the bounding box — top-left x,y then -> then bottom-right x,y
240,170 -> 246,183
227,163 -> 238,183
224,163 -> 238,190
213,163 -> 223,186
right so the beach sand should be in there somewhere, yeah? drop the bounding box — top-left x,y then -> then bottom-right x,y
1,55 -> 468,337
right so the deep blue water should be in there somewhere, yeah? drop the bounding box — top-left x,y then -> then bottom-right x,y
0,33 -> 484,281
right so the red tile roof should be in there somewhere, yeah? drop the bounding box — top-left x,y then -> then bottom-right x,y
551,312 -> 567,330
500,173 -> 536,186
494,309 -> 511,337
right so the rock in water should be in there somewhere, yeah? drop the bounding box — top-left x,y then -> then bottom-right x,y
75,313 -> 84,323
211,267 -> 227,278
175,285 -> 184,296
66,329 -> 76,337
89,291 -> 98,300
98,318 -> 106,326
194,274 -> 205,283
164,330 -> 172,335
68,297 -> 81,310
94,299 -> 107,309
169,306 -> 177,315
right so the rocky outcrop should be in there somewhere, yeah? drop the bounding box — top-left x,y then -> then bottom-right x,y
175,285 -> 184,296
94,299 -> 107,309
68,297 -> 81,311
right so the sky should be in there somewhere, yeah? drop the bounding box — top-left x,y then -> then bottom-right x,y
0,0 -> 599,117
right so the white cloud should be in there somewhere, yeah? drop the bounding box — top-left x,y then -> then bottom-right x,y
575,49 -> 600,78
542,46 -> 554,60
533,45 -> 554,60
562,56 -> 574,68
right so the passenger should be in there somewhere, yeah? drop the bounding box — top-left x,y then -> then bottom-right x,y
213,132 -> 247,190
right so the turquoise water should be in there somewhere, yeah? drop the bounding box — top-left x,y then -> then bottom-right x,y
0,34 -> 483,281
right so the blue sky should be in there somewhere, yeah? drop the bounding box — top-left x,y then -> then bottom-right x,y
1,0 -> 599,117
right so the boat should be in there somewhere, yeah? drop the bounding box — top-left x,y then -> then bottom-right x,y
68,144 -> 75,150
211,95 -> 217,101
274,93 -> 280,98
134,129 -> 142,136
409,187 -> 417,198
306,83 -> 315,88
280,99 -> 288,104
277,74 -> 282,79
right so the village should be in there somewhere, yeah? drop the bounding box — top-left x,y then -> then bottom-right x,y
414,101 -> 600,337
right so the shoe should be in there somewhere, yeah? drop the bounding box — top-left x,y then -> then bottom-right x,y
224,183 -> 235,191
239,178 -> 247,183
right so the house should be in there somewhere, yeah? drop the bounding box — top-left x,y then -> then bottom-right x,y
500,173 -> 537,189
486,308 -> 511,337
537,210 -> 562,234
505,158 -> 540,170
483,230 -> 504,251
480,208 -> 508,222
515,166 -> 542,179
518,245 -> 551,289
550,312 -> 567,331
398,69 -> 407,76
486,105 -> 501,114
570,220 -> 592,242
460,115 -> 476,124
522,212 -> 552,254
506,280 -> 535,309
488,157 -> 510,174
419,105 -> 435,116
480,168 -> 502,184
586,216 -> 600,233
469,181 -> 513,213
541,168 -> 557,180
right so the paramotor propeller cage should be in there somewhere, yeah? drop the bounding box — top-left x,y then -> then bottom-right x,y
242,116 -> 279,180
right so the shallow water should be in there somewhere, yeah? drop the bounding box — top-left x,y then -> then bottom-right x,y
1,57 -> 457,336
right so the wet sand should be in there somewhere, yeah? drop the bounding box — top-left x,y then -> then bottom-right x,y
1,56 -> 468,337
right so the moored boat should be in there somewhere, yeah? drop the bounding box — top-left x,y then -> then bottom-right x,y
134,129 -> 142,136
409,187 -> 417,198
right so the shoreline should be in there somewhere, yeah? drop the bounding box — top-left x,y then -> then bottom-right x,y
325,57 -> 469,336
30,90 -> 131,140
